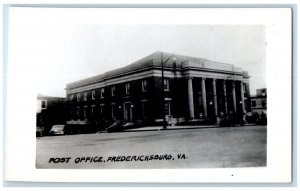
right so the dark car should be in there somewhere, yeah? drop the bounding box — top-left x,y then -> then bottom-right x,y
257,112 -> 267,125
219,113 -> 245,127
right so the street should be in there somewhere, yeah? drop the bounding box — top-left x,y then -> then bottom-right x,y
36,125 -> 266,169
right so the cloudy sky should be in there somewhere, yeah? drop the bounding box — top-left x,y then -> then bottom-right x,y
8,8 -> 266,97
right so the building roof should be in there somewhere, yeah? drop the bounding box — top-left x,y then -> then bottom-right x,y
66,51 -> 248,90
37,95 -> 66,100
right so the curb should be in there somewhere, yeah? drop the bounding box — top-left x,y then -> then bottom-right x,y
122,124 -> 260,133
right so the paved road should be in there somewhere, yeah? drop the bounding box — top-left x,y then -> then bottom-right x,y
36,125 -> 266,169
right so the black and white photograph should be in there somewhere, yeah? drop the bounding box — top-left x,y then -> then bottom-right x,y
34,23 -> 268,169
4,7 -> 292,183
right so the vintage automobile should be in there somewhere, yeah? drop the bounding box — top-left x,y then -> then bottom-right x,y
219,113 -> 245,127
36,126 -> 45,137
49,125 -> 65,135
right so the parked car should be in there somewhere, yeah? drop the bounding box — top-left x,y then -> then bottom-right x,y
256,112 -> 267,125
49,125 -> 65,135
36,126 -> 45,137
219,113 -> 245,127
106,120 -> 125,132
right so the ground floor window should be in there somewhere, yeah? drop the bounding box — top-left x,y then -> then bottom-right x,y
76,107 -> 81,119
100,105 -> 105,119
84,106 -> 88,119
111,104 -> 116,120
141,101 -> 149,119
164,101 -> 171,116
91,105 -> 96,118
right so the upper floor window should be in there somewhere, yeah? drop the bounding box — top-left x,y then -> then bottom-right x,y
142,80 -> 147,92
100,88 -> 105,98
111,86 -> 116,96
92,90 -> 96,100
41,100 -> 47,109
77,93 -> 81,101
262,100 -> 266,107
125,83 -> 130,95
164,79 -> 169,91
84,92 -> 88,101
251,100 -> 256,107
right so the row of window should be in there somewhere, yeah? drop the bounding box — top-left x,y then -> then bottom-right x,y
70,79 -> 170,102
70,100 -> 172,121
251,100 -> 267,108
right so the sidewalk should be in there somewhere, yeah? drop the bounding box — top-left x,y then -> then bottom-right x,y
123,123 -> 258,132
123,124 -> 217,132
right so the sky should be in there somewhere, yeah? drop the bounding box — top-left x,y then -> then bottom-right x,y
8,8 -> 266,97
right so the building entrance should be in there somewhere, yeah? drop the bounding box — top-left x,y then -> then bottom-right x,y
124,102 -> 133,122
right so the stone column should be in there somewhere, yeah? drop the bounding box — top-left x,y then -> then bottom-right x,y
240,82 -> 245,113
212,79 -> 218,117
201,78 -> 208,118
187,77 -> 195,119
223,80 -> 228,115
232,81 -> 237,113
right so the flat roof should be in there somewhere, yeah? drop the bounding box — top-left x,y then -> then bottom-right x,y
66,51 -> 248,90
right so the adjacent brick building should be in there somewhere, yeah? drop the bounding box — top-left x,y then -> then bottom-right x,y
65,51 -> 251,128
36,95 -> 66,133
251,88 -> 267,115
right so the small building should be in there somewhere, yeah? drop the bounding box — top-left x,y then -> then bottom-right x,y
36,95 -> 66,133
251,88 -> 267,115
65,51 -> 251,129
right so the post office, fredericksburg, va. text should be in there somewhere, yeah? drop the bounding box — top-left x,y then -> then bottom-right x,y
48,154 -> 188,164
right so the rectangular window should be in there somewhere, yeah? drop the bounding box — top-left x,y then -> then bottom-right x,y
125,83 -> 130,95
262,100 -> 266,107
141,101 -> 149,119
164,79 -> 169,91
69,95 -> 74,101
164,101 -> 171,116
91,105 -> 95,118
77,107 -> 81,119
111,104 -> 116,120
92,90 -> 96,100
111,86 -> 116,96
100,88 -> 105,98
84,106 -> 88,119
77,93 -> 81,101
41,100 -> 47,109
100,105 -> 105,116
84,92 -> 88,101
142,80 -> 147,92
251,100 -> 256,107
69,110 -> 73,120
